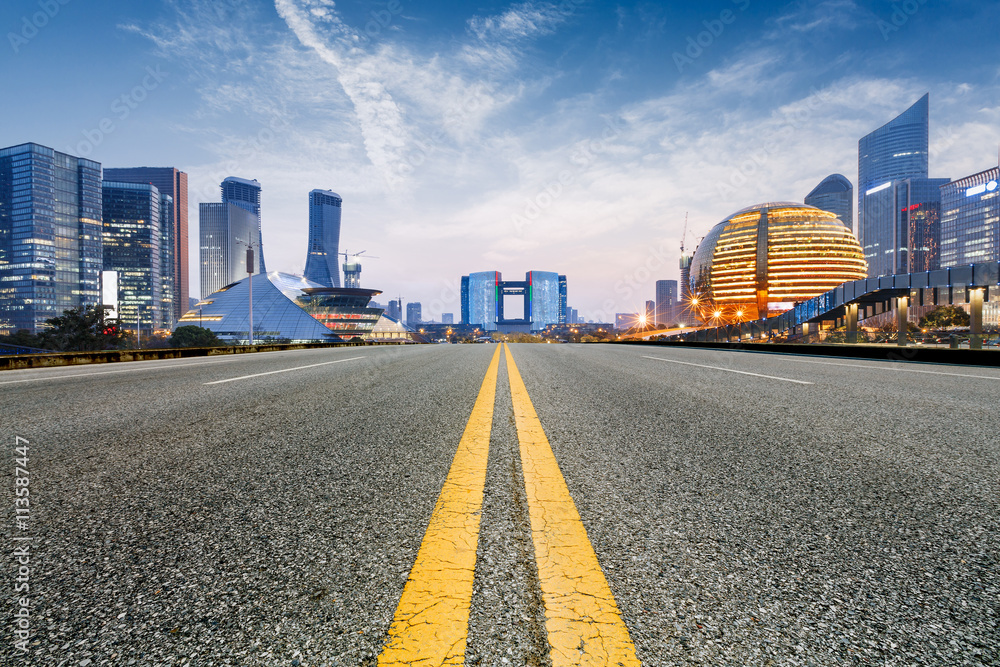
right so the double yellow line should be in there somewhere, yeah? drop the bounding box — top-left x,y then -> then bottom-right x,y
378,343 -> 639,666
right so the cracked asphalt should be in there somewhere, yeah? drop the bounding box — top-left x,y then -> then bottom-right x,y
1,343 -> 998,665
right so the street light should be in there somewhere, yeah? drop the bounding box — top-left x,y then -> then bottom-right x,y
236,240 -> 259,345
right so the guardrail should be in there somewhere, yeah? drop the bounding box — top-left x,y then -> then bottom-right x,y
0,340 -> 404,372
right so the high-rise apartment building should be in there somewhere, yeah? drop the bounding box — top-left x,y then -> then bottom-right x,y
406,302 -> 422,326
0,143 -> 102,334
221,177 -> 265,272
655,279 -> 678,326
858,94 -> 948,276
805,174 -> 853,230
940,166 -> 1000,267
101,181 -> 165,332
304,189 -> 342,288
104,167 -> 188,323
199,202 -> 261,298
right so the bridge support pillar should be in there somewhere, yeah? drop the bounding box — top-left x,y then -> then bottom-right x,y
970,288 -> 984,350
846,303 -> 859,344
896,296 -> 909,346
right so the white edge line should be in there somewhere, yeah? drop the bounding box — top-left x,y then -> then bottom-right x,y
642,356 -> 814,385
204,356 -> 366,384
0,354 -> 255,386
778,356 -> 1000,381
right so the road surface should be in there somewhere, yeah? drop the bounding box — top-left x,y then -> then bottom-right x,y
2,343 -> 997,665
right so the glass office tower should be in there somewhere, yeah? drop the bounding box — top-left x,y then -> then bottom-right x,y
940,167 -> 1000,267
104,167 -> 188,323
528,271 -> 560,329
805,174 -> 853,230
467,271 -> 499,330
303,189 -> 343,288
159,195 -> 174,328
655,279 -> 678,326
199,202 -> 261,298
221,177 -> 265,273
101,182 -> 163,332
858,94 -> 942,277
558,274 -> 568,324
0,143 -> 102,334
460,275 -> 470,324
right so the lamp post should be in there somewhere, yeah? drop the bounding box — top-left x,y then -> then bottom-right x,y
236,240 -> 258,346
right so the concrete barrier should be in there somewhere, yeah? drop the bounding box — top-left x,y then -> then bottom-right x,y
0,341 -> 404,372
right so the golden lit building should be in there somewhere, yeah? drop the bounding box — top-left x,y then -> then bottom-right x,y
689,202 -> 867,323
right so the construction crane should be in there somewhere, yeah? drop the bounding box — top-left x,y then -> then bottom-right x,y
340,250 -> 379,289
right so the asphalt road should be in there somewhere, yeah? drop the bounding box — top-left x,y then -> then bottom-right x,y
1,343 -> 998,666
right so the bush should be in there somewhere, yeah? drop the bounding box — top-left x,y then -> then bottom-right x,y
169,326 -> 223,348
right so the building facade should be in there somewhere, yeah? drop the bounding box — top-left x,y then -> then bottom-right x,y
655,279 -> 678,326
858,94 -> 949,277
199,202 -> 261,298
805,173 -> 853,230
303,189 -> 342,288
460,275 -> 470,324
104,167 -> 188,323
101,181 -> 166,332
221,177 -> 265,272
462,270 -> 563,331
406,302 -> 422,326
441,313 -> 454,325
0,143 -> 102,334
558,274 -> 568,324
690,202 -> 868,322
940,166 -> 1000,267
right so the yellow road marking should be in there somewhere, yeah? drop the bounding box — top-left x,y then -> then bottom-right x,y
504,343 -> 640,666
378,344 -> 502,666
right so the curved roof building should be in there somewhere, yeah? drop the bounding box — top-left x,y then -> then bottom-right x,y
176,272 -> 383,343
689,203 -> 867,322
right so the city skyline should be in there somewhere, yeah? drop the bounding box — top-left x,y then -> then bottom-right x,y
2,1 -> 999,321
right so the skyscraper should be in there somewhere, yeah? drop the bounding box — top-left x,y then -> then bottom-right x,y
442,313 -> 454,325
528,271 -> 561,329
406,302 -> 422,326
655,279 -> 678,326
940,166 -> 1000,267
460,275 -> 470,324
387,299 -> 402,321
558,274 -> 568,324
467,271 -> 498,330
805,174 -> 853,230
0,143 -> 102,334
858,94 -> 948,277
158,194 -> 175,327
199,202 -> 261,298
304,189 -> 342,288
104,167 -> 189,323
221,177 -> 265,273
101,181 -> 164,332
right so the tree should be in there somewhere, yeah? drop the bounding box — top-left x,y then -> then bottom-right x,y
0,329 -> 44,349
919,305 -> 970,328
37,305 -> 125,351
169,325 -> 223,348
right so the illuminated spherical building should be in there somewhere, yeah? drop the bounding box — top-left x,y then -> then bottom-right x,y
689,203 -> 867,322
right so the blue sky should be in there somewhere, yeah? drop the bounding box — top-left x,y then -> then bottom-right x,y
2,0 -> 999,321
